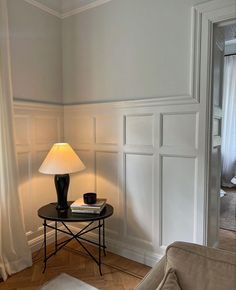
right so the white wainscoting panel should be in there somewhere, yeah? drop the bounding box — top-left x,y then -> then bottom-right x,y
125,114 -> 154,147
161,156 -> 196,246
95,115 -> 120,145
125,154 -> 154,249
14,102 -> 63,245
95,151 -> 120,236
32,149 -> 56,216
14,115 -> 30,146
13,99 -> 204,267
161,113 -> 197,149
64,116 -> 94,145
69,150 -> 95,200
35,116 -> 60,145
17,151 -> 32,234
64,100 -> 203,267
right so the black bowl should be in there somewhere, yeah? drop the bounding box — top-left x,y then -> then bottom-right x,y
83,192 -> 97,204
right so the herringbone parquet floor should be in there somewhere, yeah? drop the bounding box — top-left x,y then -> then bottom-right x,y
0,240 -> 150,290
0,229 -> 235,290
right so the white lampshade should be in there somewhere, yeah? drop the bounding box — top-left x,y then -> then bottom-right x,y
39,143 -> 85,175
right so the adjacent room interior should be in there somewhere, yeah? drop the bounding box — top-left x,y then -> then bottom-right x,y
0,0 -> 235,289
219,22 -> 236,235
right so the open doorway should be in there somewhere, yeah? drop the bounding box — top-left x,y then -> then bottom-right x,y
207,20 -> 236,250
219,23 -> 236,240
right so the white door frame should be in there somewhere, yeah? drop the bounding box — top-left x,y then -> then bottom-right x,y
193,0 -> 236,244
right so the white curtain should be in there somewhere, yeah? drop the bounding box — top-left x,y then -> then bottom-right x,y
221,55 -> 236,187
0,0 -> 32,281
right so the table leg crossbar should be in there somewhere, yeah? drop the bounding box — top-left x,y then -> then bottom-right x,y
42,219 -> 106,275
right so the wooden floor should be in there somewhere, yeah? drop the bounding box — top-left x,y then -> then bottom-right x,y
0,240 -> 150,290
0,229 -> 235,290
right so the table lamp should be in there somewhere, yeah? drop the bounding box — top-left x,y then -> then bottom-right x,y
39,143 -> 85,210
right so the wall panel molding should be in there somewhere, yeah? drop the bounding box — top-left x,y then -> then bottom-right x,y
14,101 -> 63,244
124,153 -> 154,249
64,95 -> 198,110
160,156 -> 197,246
14,101 -> 63,113
63,99 -> 203,266
95,115 -> 120,146
14,98 -> 203,266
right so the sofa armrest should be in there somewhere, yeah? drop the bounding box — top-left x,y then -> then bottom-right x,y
135,256 -> 166,290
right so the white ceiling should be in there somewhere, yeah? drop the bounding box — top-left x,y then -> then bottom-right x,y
35,0 -> 100,13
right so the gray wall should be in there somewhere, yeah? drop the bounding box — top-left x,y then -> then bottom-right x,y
7,0 -> 63,104
62,0 -> 195,104
7,0 -> 210,105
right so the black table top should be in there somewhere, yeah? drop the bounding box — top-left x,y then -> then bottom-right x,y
38,202 -> 113,222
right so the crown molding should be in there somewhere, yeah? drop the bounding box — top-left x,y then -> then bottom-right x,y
24,0 -> 61,18
23,0 -> 113,19
61,0 -> 113,19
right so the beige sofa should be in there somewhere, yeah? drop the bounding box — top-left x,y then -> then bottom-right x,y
135,241 -> 236,290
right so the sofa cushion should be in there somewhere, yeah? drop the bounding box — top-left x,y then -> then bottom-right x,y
156,268 -> 181,290
135,257 -> 166,290
165,242 -> 236,290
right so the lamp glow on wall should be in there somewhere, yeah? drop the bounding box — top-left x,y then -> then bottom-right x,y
39,143 -> 85,210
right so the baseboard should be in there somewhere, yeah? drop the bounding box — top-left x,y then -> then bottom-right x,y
105,238 -> 162,267
28,227 -> 64,253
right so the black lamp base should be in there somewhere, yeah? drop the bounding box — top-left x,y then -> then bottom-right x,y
54,174 -> 70,210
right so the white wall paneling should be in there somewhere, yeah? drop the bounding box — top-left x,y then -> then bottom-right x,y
125,114 -> 154,148
17,150 -> 32,236
64,116 -> 94,145
125,153 -> 154,250
161,113 -> 197,150
63,99 -> 203,266
95,151 -> 120,237
14,99 -> 203,266
14,115 -> 31,146
95,115 -> 121,145
13,99 -> 203,267
69,150 -> 96,200
34,116 -> 61,145
161,156 -> 196,246
14,102 -> 63,247
62,0 -> 204,105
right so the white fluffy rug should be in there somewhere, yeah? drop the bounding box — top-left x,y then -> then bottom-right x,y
40,273 -> 98,290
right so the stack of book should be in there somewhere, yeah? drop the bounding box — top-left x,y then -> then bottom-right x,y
70,198 -> 107,214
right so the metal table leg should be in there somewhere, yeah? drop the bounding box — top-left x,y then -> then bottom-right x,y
55,221 -> 57,254
98,220 -> 102,275
43,219 -> 47,273
103,219 -> 106,256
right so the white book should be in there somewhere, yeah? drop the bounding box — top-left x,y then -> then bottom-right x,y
70,198 -> 106,210
71,203 -> 106,214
